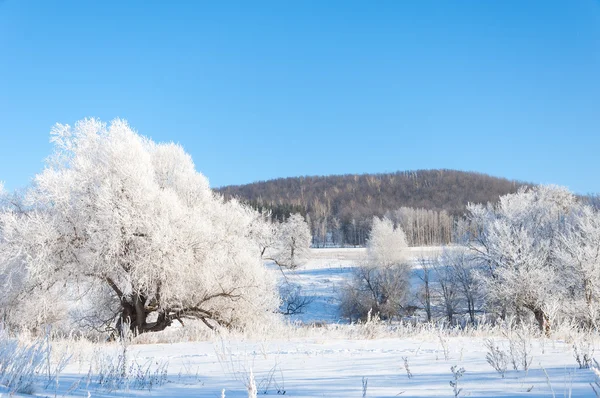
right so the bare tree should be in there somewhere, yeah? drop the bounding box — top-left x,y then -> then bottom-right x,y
433,256 -> 460,325
443,249 -> 481,325
416,256 -> 433,322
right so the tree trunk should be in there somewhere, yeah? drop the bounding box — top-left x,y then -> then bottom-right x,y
115,295 -> 173,337
533,308 -> 551,337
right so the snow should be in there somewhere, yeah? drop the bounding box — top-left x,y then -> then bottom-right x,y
45,337 -> 597,397
6,248 -> 600,397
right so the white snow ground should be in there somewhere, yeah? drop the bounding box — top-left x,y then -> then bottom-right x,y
4,248 -> 599,397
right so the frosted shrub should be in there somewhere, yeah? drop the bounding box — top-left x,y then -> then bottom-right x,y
280,283 -> 314,315
573,337 -> 594,369
449,365 -> 465,397
402,356 -> 413,379
438,331 -> 450,360
505,326 -> 533,372
90,349 -> 168,392
0,329 -> 70,395
484,339 -> 508,378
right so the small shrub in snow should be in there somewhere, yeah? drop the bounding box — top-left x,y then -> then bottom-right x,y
402,356 -> 413,379
484,339 -> 508,378
280,283 -> 314,315
90,345 -> 168,392
505,326 -> 533,372
449,365 -> 465,397
438,331 -> 450,361
573,337 -> 594,369
257,362 -> 286,395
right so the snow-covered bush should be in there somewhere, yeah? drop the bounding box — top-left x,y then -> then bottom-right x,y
484,339 -> 508,378
0,118 -> 279,336
279,283 -> 314,315
340,217 -> 411,321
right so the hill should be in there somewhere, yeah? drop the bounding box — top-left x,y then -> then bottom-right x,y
217,169 -> 527,246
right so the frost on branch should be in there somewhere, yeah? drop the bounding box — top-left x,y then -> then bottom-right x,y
0,118 -> 279,335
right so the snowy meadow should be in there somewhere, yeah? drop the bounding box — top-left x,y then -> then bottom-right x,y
1,248 -> 599,397
2,119 -> 600,397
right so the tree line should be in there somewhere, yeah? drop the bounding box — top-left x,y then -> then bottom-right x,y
218,170 -> 527,247
341,185 -> 600,335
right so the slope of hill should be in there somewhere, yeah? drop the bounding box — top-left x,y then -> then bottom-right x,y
218,169 -> 528,246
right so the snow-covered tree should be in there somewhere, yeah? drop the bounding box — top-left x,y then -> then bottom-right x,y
268,213 -> 311,269
0,119 -> 279,335
250,210 -> 279,259
367,216 -> 408,267
468,185 -> 576,334
341,216 -> 410,320
556,204 -> 600,328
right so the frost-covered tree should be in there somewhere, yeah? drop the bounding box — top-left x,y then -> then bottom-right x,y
468,185 -> 576,334
556,204 -> 600,328
0,119 -> 279,335
341,217 -> 410,320
250,210 -> 279,259
268,213 -> 311,269
367,216 -> 408,266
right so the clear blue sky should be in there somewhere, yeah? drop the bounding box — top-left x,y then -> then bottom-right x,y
1,1 -> 598,194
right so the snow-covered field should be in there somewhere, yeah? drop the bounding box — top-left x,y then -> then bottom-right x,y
3,248 -> 599,397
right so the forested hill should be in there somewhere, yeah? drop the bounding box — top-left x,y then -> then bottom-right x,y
217,169 -> 528,246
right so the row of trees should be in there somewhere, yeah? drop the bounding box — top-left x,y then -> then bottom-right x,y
0,119 -> 311,336
341,185 -> 600,335
385,207 -> 454,246
220,170 -> 526,247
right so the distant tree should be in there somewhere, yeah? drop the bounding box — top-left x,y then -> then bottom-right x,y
432,255 -> 460,325
367,217 -> 408,265
0,119 -> 279,336
442,248 -> 481,325
268,213 -> 312,269
416,256 -> 433,322
250,210 -> 279,258
340,217 -> 411,320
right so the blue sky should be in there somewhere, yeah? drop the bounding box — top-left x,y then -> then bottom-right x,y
0,1 -> 598,193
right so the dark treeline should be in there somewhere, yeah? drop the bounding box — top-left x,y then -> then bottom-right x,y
218,169 -> 527,247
